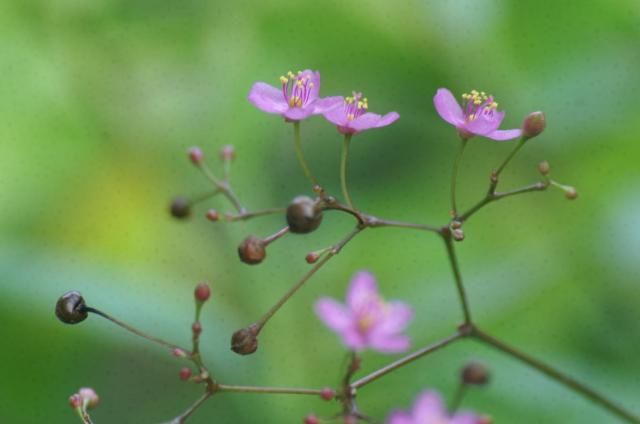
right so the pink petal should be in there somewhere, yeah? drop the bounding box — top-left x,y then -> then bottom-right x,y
315,298 -> 353,332
283,107 -> 315,121
248,82 -> 288,114
485,128 -> 522,141
451,412 -> 481,424
312,96 -> 343,114
341,326 -> 368,351
464,110 -> 504,135
387,411 -> 414,424
434,88 -> 464,126
322,100 -> 348,126
376,111 -> 400,127
305,70 -> 321,102
413,391 -> 447,423
350,111 -> 400,132
368,333 -> 410,353
347,271 -> 379,311
374,301 -> 413,334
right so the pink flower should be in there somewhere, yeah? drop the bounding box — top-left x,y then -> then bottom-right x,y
388,391 -> 480,424
433,88 -> 522,141
248,70 -> 342,121
315,271 -> 413,353
323,92 -> 399,135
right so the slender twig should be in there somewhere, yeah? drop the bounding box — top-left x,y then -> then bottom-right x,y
442,236 -> 472,324
293,121 -> 318,186
458,181 -> 548,222
225,208 -> 286,222
365,217 -> 443,234
449,383 -> 467,413
340,134 -> 354,209
166,391 -> 213,424
495,137 -> 526,176
217,384 -> 324,396
351,332 -> 464,389
450,138 -> 468,216
472,327 -> 640,424
263,226 -> 290,245
84,307 -> 187,354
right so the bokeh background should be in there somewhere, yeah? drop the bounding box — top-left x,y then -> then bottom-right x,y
1,0 -> 639,422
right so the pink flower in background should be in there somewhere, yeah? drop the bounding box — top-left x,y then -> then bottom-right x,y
323,92 -> 399,135
433,88 -> 522,141
315,271 -> 413,353
248,70 -> 342,121
388,391 -> 480,424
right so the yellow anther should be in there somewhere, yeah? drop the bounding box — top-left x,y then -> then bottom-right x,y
480,91 -> 486,96
491,102 -> 498,109
287,71 -> 294,78
279,76 -> 288,84
296,98 -> 302,107
289,98 -> 295,107
474,99 -> 481,105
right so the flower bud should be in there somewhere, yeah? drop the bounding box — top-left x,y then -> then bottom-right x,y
286,196 -> 323,234
522,111 -> 546,139
320,387 -> 335,401
179,367 -> 192,381
192,321 -> 202,336
304,415 -> 319,424
478,416 -> 494,424
194,282 -> 211,302
79,387 -> 100,409
461,361 -> 490,386
305,252 -> 320,264
55,291 -> 88,324
538,160 -> 550,176
170,197 -> 190,219
172,348 -> 188,358
206,209 -> 220,221
452,228 -> 465,241
69,393 -> 83,409
220,145 -> 236,162
565,187 -> 578,200
237,235 -> 266,265
188,147 -> 204,165
231,324 -> 259,355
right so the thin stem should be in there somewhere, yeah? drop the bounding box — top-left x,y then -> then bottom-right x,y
442,236 -> 472,324
472,327 -> 640,424
293,121 -> 318,186
450,138 -> 468,216
255,226 -> 363,329
458,181 -> 548,222
217,384 -> 324,396
188,189 -> 220,205
225,208 -> 286,222
76,408 -> 94,424
351,332 -> 464,389
365,217 -> 442,234
167,391 -> 212,424
495,137 -> 526,176
340,134 -> 354,209
84,307 -> 187,353
197,162 -> 246,213
449,384 -> 467,413
263,226 -> 290,245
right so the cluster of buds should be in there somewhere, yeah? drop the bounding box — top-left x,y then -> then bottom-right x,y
69,387 -> 99,423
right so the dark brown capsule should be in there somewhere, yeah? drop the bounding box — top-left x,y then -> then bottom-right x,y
55,291 -> 88,324
286,195 -> 323,234
237,235 -> 266,265
231,324 -> 259,355
170,197 -> 191,219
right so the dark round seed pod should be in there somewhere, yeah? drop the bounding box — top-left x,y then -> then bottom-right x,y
231,325 -> 259,355
461,361 -> 490,386
238,235 -> 266,265
55,291 -> 88,324
286,196 -> 323,234
170,197 -> 190,219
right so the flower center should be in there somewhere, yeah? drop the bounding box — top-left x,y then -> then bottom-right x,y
356,295 -> 387,333
461,89 -> 498,122
279,71 -> 315,108
343,92 -> 368,121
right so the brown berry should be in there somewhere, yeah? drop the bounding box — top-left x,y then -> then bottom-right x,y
286,196 -> 323,234
170,197 -> 190,219
462,361 -> 490,386
238,235 -> 266,265
206,209 -> 220,221
231,324 -> 259,355
55,291 -> 88,324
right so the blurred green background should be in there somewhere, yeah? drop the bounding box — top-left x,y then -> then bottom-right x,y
1,0 -> 639,422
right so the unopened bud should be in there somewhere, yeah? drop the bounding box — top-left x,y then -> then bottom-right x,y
304,415 -> 319,424
305,252 -> 320,264
343,415 -> 358,424
286,196 -> 323,234
192,321 -> 202,335
206,209 -> 220,221
172,348 -> 187,358
220,145 -> 235,162
188,147 -> 204,165
452,228 -> 465,241
478,416 -> 494,424
450,220 -> 462,229
79,387 -> 100,409
538,160 -> 550,176
179,367 -> 192,381
194,282 -> 211,302
238,235 -> 266,265
320,387 -> 335,401
231,324 -> 259,355
170,197 -> 190,219
69,394 -> 83,409
522,111 -> 546,139
461,361 -> 490,386
55,291 -> 88,324
565,187 -> 578,200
